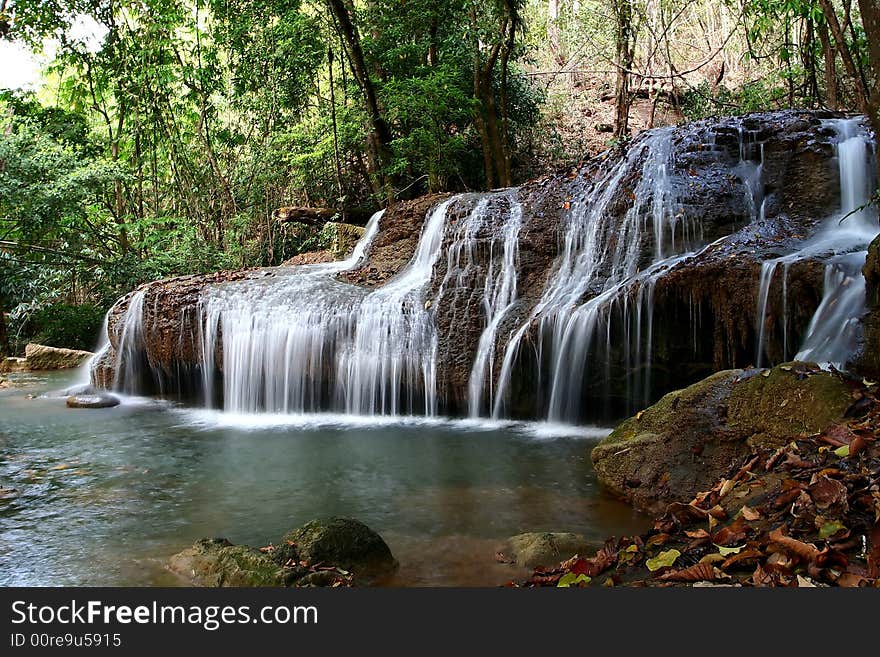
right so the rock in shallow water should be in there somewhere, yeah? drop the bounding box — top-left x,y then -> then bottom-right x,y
501,532 -> 595,569
66,393 -> 121,409
168,517 -> 397,587
591,362 -> 853,514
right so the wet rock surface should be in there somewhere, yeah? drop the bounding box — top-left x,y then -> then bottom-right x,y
66,393 -> 120,409
591,362 -> 855,515
859,234 -> 880,378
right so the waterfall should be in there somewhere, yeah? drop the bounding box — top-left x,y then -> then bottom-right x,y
467,194 -> 523,417
491,128 -> 704,422
95,112 -> 878,425
336,199 -> 452,416
113,289 -> 147,394
795,252 -> 868,367
755,117 -> 877,368
199,210 -> 384,414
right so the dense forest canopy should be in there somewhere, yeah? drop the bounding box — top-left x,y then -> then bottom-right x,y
0,0 -> 878,356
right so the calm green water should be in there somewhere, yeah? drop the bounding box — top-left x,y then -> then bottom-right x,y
0,371 -> 648,586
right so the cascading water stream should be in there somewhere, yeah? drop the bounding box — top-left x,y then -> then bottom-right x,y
467,194 -> 523,417
490,128 -> 710,422
755,118 -> 877,368
336,199 -> 452,416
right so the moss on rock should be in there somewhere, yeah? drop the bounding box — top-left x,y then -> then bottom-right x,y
283,517 -> 398,583
168,538 -> 287,587
591,363 -> 853,514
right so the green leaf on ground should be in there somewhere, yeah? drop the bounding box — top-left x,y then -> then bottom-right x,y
818,521 -> 846,539
557,573 -> 591,587
646,549 -> 680,571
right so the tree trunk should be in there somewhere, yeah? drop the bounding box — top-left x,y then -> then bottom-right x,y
816,18 -> 839,109
857,0 -> 880,132
614,0 -> 635,139
0,301 -> 9,358
328,0 -> 395,198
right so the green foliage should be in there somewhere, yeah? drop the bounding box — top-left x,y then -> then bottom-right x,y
28,303 -> 105,352
681,78 -> 789,120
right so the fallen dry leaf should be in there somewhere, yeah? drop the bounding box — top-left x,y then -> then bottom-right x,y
768,527 -> 822,563
740,505 -> 762,521
658,563 -> 718,582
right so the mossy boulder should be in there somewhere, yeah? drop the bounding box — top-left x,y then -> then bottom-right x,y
168,538 -> 287,587
591,363 -> 853,514
168,518 -> 397,587
283,517 -> 398,583
501,532 -> 595,569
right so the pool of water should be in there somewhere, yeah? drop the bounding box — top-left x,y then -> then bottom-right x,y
0,371 -> 649,586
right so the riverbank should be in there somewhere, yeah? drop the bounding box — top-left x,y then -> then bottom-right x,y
516,375 -> 880,587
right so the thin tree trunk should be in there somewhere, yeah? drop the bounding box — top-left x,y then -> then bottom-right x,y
327,0 -> 395,198
614,0 -> 635,139
818,0 -> 872,116
328,46 -> 345,212
0,300 -> 9,358
816,18 -> 839,109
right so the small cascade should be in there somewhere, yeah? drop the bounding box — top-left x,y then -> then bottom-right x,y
491,128 -> 705,422
795,252 -> 868,367
336,199 -> 452,415
464,194 -> 523,417
113,289 -> 148,394
755,117 -> 877,368
199,210 -> 384,413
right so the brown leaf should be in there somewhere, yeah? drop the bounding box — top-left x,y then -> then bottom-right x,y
665,502 -> 709,524
822,424 -> 857,446
720,548 -> 764,570
685,528 -> 710,539
848,436 -> 869,457
740,505 -> 762,521
708,505 -> 728,520
645,533 -> 670,548
765,446 -> 788,470
658,563 -> 718,582
528,573 -> 562,586
712,518 -> 749,546
751,564 -> 774,587
835,572 -> 875,587
808,474 -> 849,511
768,527 -> 822,563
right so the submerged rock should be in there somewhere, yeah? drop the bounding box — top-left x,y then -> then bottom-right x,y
501,532 -> 595,569
66,393 -> 120,409
591,362 -> 853,514
168,517 -> 397,587
25,343 -> 93,371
